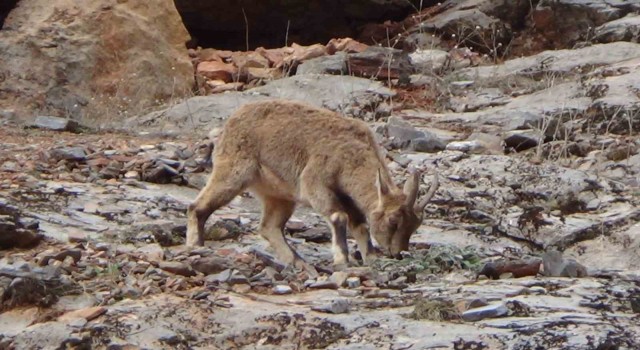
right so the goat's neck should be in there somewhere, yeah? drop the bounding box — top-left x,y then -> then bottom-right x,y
341,165 -> 392,219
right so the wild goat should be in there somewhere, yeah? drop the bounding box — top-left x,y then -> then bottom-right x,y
186,99 -> 439,271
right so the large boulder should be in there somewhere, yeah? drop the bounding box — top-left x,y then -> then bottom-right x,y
0,0 -> 194,122
530,0 -> 640,49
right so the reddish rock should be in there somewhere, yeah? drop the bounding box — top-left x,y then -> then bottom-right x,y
216,248 -> 237,257
531,7 -> 555,30
247,67 -> 282,81
197,49 -> 232,62
256,47 -> 291,68
210,82 -> 244,94
231,51 -> 270,69
58,306 -> 107,322
197,61 -> 238,82
234,253 -> 253,264
286,43 -> 327,64
326,37 -> 368,54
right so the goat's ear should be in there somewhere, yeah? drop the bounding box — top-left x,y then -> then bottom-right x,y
376,169 -> 390,202
403,171 -> 421,208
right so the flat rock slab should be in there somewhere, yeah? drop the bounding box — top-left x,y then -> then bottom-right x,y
126,74 -> 394,135
32,116 -> 79,132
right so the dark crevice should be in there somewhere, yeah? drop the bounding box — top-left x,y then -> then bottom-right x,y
173,0 -> 430,50
0,0 -> 19,29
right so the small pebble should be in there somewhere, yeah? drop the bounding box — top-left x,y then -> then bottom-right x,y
273,285 -> 293,295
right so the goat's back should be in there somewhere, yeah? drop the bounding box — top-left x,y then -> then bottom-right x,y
215,100 -> 383,174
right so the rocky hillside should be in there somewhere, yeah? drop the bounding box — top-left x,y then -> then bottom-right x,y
1,0 -> 640,349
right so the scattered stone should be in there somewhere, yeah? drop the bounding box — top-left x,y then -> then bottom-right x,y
184,173 -> 208,189
594,14 -> 640,43
273,285 -> 293,295
346,277 -> 361,288
336,289 -> 360,299
409,135 -> 446,153
0,262 -> 76,310
285,219 -> 306,232
0,161 -> 18,172
8,321 -> 75,349
329,271 -> 348,288
58,306 -> 106,322
67,231 -> 88,243
205,269 -> 249,285
362,280 -> 377,288
123,170 -> 140,180
159,261 -> 196,277
32,116 -> 79,132
309,280 -> 339,290
50,147 -> 86,161
120,286 -> 141,299
140,145 -> 156,151
363,288 -> 392,299
0,109 -> 16,120
0,215 -> 43,249
95,243 -> 111,252
388,276 -> 408,289
386,117 -> 424,148
231,51 -> 270,70
292,228 -> 331,243
446,140 -> 487,154
311,299 -> 350,314
197,61 -> 237,82
99,161 -> 122,179
408,49 -> 449,73
630,295 -> 640,314
326,37 -> 368,54
503,130 -> 539,152
136,244 -> 164,262
455,298 -> 490,314
347,46 -> 412,80
462,303 -> 509,322
541,251 -> 588,278
232,284 -> 252,293
296,52 -> 347,75
143,164 -> 180,184
37,249 -> 82,266
477,259 -> 542,280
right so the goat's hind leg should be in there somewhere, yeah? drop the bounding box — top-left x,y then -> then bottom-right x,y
186,158 -> 255,247
257,196 -> 318,277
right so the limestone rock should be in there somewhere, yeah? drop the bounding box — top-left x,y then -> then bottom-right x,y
0,0 -> 193,120
32,116 -> 79,132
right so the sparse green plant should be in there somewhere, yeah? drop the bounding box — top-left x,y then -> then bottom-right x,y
371,244 -> 484,275
405,298 -> 461,321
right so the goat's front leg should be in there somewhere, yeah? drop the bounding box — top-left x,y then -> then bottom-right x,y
300,162 -> 352,270
328,212 -> 350,270
349,222 -> 379,265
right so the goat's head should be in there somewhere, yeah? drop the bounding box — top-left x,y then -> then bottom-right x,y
370,170 -> 439,259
